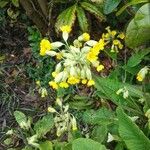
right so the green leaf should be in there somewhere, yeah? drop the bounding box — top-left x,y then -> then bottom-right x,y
127,47 -> 150,67
125,3 -> 150,48
91,125 -> 108,143
34,114 -> 54,137
11,0 -> 19,7
14,111 -> 27,127
82,107 -> 115,125
80,2 -> 106,22
76,6 -> 89,32
104,0 -> 121,14
55,5 -> 76,33
0,1 -> 9,8
72,138 -> 107,150
94,76 -> 144,105
117,107 -> 150,150
39,141 -> 53,150
116,0 -> 148,16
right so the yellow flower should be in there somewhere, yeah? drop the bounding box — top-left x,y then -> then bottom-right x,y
97,65 -> 104,72
72,116 -> 77,131
36,80 -> 40,86
59,82 -> 69,88
40,39 -> 51,56
56,53 -> 63,60
118,33 -> 125,39
86,51 -> 98,62
111,30 -> 117,36
113,40 -> 120,45
67,76 -> 80,85
52,72 -> 57,78
82,79 -> 87,84
136,66 -> 149,82
60,25 -> 71,33
87,79 -> 95,86
118,43 -> 123,49
47,107 -> 56,113
49,81 -> 58,89
82,33 -> 90,41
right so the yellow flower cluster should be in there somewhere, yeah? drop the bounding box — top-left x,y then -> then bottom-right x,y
101,26 -> 125,53
39,25 -> 125,90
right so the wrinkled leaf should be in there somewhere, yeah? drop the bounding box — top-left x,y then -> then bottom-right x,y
11,0 -> 19,7
72,138 -> 107,150
55,5 -> 76,33
82,107 -> 115,125
81,2 -> 106,22
0,1 -> 9,8
125,3 -> 150,48
77,6 -> 89,32
34,114 -> 54,137
104,0 -> 121,14
117,107 -> 150,150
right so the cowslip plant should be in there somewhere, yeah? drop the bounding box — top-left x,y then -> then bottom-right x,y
48,98 -> 77,137
39,25 -> 125,90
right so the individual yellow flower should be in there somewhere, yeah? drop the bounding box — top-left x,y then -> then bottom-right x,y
47,107 -> 57,113
82,33 -> 90,41
56,53 -> 63,60
67,76 -> 80,85
87,79 -> 95,86
41,88 -> 48,98
118,33 -> 125,39
52,72 -> 57,78
60,25 -> 71,33
82,79 -> 87,84
59,82 -> 69,88
111,30 -> 117,36
40,39 -> 51,56
36,80 -> 40,86
113,40 -> 120,45
136,66 -> 149,82
118,43 -> 123,49
86,51 -> 98,62
49,81 -> 58,89
72,116 -> 77,131
97,65 -> 104,72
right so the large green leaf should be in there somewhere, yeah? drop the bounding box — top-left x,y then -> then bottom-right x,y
104,0 -> 121,14
55,5 -> 76,33
94,76 -> 144,105
0,1 -> 8,8
72,138 -> 107,150
127,47 -> 150,67
80,2 -> 106,22
76,6 -> 89,32
116,0 -> 149,16
82,107 -> 115,125
125,3 -> 150,48
34,114 -> 54,137
117,108 -> 150,150
39,141 -> 53,150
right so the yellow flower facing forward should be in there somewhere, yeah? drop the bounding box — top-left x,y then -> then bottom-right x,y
136,66 -> 149,82
59,82 -> 69,88
82,79 -> 87,84
49,81 -> 58,89
111,30 -> 117,36
113,39 -> 120,45
67,76 -> 80,85
60,25 -> 71,33
97,65 -> 104,72
36,80 -> 40,86
83,33 -> 90,41
118,33 -> 125,39
40,39 -> 51,56
87,79 -> 95,86
86,51 -> 98,62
